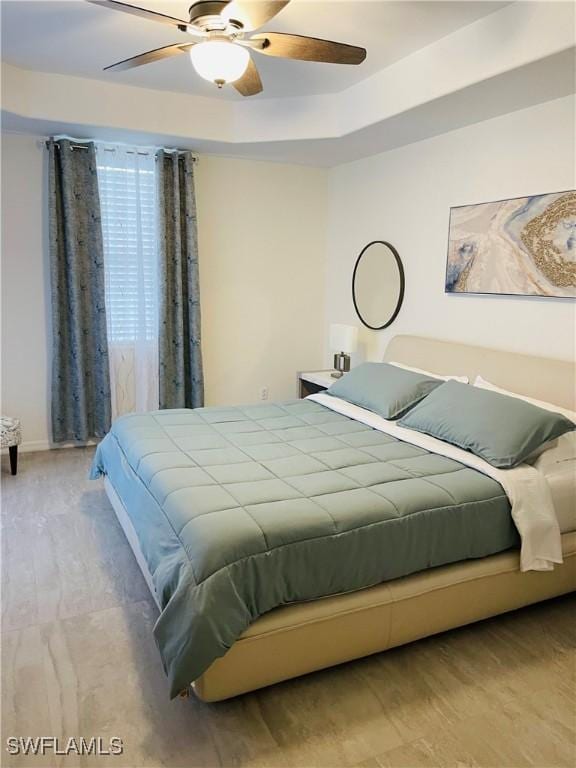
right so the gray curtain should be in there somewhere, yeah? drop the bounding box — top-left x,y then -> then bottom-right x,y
157,150 -> 204,409
48,139 -> 111,442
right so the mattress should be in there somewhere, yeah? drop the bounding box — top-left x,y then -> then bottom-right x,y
547,464 -> 576,533
91,399 -> 518,697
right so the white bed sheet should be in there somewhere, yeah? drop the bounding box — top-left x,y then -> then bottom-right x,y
309,393 -> 563,573
544,463 -> 576,534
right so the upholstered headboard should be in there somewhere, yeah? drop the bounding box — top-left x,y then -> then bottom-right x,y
384,335 -> 575,410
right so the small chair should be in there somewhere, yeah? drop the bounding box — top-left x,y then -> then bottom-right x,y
1,417 -> 22,475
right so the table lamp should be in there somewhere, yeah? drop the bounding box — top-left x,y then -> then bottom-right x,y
329,324 -> 358,378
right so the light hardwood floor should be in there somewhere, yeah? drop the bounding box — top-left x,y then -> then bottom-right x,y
1,449 -> 575,768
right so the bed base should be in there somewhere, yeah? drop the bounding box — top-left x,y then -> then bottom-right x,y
104,478 -> 576,702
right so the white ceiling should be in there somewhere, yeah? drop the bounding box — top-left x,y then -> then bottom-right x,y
3,1 -> 572,166
1,0 -> 508,100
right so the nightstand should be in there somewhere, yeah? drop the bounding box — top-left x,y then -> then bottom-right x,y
297,370 -> 338,398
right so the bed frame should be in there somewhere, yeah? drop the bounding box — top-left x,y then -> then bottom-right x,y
104,335 -> 576,701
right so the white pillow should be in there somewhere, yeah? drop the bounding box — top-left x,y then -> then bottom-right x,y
473,376 -> 576,422
474,375 -> 576,465
389,361 -> 468,384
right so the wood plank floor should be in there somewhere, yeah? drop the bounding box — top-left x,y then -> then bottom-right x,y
1,448 -> 575,768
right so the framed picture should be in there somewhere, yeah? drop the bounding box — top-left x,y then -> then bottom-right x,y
445,190 -> 576,299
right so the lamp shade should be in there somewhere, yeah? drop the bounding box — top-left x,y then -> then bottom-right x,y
329,324 -> 359,354
189,41 -> 250,85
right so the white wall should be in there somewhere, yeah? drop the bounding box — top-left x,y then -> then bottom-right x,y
195,156 -> 327,407
325,95 -> 576,365
3,96 -> 575,450
0,135 -> 327,449
1,134 -> 50,450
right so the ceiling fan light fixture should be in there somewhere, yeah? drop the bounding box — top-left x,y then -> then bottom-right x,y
189,40 -> 250,87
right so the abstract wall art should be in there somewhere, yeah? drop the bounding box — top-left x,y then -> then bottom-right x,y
445,190 -> 576,298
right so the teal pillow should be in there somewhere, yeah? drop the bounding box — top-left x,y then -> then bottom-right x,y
398,380 -> 575,468
327,362 -> 442,420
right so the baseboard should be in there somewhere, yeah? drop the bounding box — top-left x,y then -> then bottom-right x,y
19,440 -> 51,453
2,439 -> 98,454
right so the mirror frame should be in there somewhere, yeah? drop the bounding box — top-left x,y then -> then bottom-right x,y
352,241 -> 405,330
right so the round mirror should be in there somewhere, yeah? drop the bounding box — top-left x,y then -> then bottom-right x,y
352,241 -> 405,330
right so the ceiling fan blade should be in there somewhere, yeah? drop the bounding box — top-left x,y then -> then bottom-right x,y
251,32 -> 366,65
86,0 -> 192,31
104,43 -> 194,72
233,56 -> 263,96
222,1 -> 290,31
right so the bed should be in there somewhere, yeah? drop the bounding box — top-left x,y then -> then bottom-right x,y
91,335 -> 576,701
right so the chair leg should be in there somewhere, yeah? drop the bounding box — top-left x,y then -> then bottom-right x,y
8,445 -> 18,476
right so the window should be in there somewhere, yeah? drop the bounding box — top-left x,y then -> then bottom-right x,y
96,147 -> 158,344
96,145 -> 159,416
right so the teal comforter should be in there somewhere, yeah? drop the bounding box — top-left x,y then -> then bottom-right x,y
90,399 -> 517,697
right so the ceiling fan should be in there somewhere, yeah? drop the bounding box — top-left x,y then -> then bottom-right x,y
87,0 -> 367,96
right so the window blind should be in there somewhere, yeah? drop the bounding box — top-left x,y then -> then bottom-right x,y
96,150 -> 158,344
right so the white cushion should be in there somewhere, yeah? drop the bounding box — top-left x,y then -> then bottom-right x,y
389,361 -> 468,384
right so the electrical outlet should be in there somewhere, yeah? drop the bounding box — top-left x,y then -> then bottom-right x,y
260,386 -> 269,401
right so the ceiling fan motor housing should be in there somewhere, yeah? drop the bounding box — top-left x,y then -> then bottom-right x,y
188,1 -> 243,33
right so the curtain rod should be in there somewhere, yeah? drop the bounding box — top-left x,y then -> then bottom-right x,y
45,140 -> 198,160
